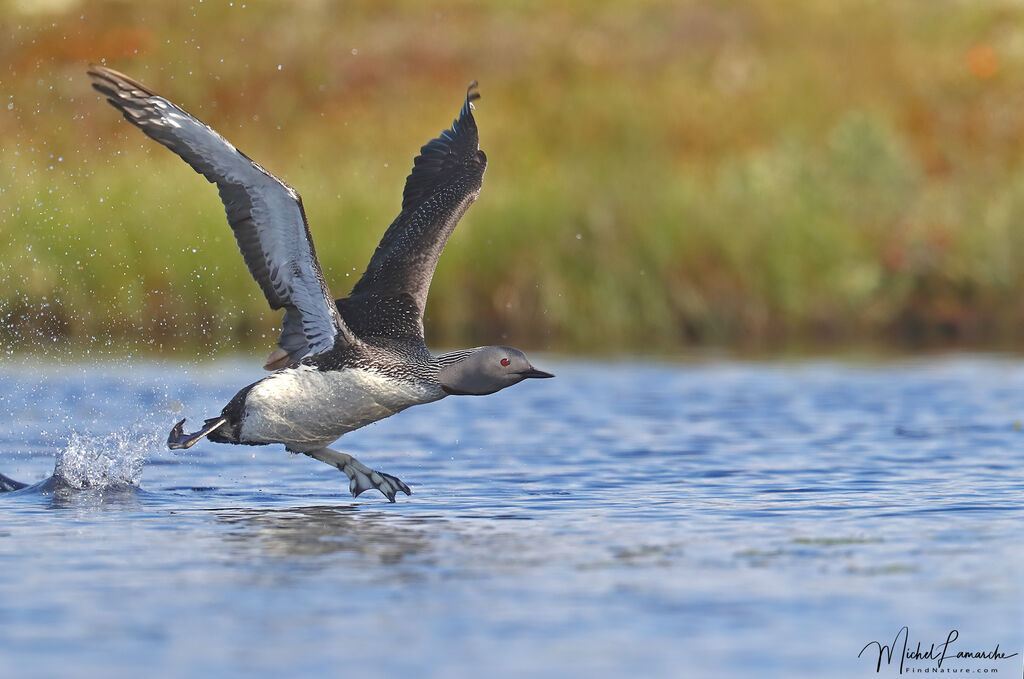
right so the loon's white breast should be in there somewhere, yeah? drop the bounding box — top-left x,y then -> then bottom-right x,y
238,365 -> 445,452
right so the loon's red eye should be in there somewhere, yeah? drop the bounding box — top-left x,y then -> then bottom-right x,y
500,358 -> 511,367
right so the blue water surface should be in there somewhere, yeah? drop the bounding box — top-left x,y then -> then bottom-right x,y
0,356 -> 1022,678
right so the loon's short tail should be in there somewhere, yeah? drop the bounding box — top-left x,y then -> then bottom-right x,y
0,472 -> 27,492
166,381 -> 255,450
167,417 -> 230,450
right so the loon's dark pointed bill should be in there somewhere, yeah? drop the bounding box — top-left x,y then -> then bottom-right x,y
518,368 -> 555,379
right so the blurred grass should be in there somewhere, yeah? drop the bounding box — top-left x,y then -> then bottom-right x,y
5,0 -> 1024,359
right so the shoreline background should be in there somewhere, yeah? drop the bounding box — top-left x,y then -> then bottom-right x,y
6,0 -> 1024,358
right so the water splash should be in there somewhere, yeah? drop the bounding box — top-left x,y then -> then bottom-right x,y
52,425 -> 160,490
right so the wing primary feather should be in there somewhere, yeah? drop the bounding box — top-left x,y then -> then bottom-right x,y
87,64 -> 356,364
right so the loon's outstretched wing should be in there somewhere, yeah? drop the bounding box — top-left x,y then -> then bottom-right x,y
88,65 -> 355,367
348,83 -> 486,338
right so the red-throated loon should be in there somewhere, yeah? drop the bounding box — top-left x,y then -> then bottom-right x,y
88,65 -> 552,502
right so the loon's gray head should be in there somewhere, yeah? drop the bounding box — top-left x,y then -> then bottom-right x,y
438,346 -> 553,396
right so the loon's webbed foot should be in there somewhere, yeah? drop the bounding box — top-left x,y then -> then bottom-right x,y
303,448 -> 412,503
345,464 -> 412,503
168,417 -> 227,450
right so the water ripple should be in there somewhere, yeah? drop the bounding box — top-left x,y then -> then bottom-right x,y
0,357 -> 1022,678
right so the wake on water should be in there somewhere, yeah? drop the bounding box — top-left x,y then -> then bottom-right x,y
0,472 -> 26,491
1,425 -> 162,494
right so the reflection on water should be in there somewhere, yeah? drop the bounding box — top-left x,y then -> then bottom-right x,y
211,505 -> 438,563
0,358 -> 1022,679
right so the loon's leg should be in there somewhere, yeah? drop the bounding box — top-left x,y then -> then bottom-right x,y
167,417 -> 227,450
303,448 -> 411,503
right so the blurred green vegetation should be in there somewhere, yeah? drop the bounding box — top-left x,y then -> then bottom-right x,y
5,0 -> 1024,359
